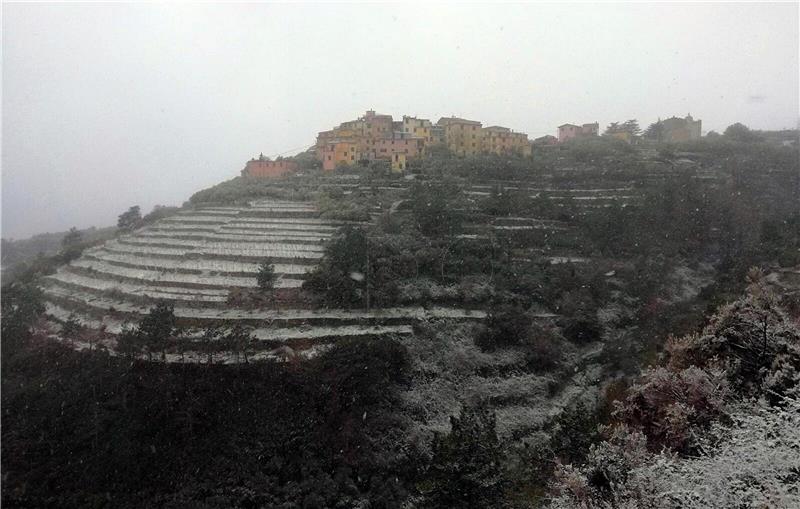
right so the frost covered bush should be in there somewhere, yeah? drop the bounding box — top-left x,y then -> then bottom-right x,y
547,278 -> 800,508
548,395 -> 800,509
666,269 -> 800,399
615,366 -> 727,453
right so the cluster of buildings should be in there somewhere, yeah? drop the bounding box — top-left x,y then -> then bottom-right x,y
241,110 -> 704,178
315,110 -> 532,172
533,115 -> 702,146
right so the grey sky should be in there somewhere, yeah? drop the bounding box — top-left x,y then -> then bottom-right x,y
2,2 -> 798,239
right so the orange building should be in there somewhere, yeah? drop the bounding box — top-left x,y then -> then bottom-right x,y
321,140 -> 359,171
242,155 -> 298,178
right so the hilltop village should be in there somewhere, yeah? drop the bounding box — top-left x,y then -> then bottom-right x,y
4,108 -> 798,509
242,110 -> 703,177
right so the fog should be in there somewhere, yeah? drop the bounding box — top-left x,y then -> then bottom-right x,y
2,2 -> 797,239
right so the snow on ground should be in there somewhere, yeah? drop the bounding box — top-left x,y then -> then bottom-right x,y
119,236 -> 326,252
69,259 -> 302,288
102,240 -> 324,260
84,250 -> 313,275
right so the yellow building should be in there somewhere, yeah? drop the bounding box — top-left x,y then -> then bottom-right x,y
403,116 -> 434,145
482,126 -> 532,156
316,111 -> 532,170
436,117 -> 483,156
390,152 -> 407,173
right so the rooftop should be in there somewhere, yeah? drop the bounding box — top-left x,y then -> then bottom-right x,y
437,116 -> 482,126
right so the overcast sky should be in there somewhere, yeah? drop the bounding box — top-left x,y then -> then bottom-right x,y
2,2 -> 798,239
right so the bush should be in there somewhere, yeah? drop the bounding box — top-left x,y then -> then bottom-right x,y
615,366 -> 728,454
476,303 -> 532,351
522,323 -> 563,371
561,314 -> 603,344
421,405 -> 510,508
665,270 -> 800,399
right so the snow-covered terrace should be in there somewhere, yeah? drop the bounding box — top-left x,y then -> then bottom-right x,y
117,237 -> 325,253
83,251 -> 313,276
102,240 -> 324,261
69,259 -> 302,289
43,285 -> 485,324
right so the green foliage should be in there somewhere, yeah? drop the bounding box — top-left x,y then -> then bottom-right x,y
293,150 -> 321,171
60,227 -> 82,249
1,282 -> 45,348
549,401 -> 602,465
116,324 -> 143,359
476,302 -> 532,350
604,119 -> 640,137
408,150 -> 536,181
1,337 -> 412,508
60,314 -> 83,343
141,205 -> 180,224
723,122 -> 762,143
188,176 -> 311,205
316,189 -> 372,221
422,405 -> 509,508
256,258 -> 277,292
559,136 -> 635,163
304,226 -> 371,308
58,227 -> 86,263
644,120 -> 665,141
561,314 -> 603,344
198,323 -> 224,364
523,323 -> 564,371
138,300 -> 176,360
481,185 -> 532,217
117,205 -> 142,230
409,180 -> 464,236
226,323 -> 254,363
314,337 -> 409,413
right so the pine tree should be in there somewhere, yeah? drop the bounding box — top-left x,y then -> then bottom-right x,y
138,301 -> 176,361
256,258 -> 277,293
423,405 -> 509,508
117,205 -> 142,231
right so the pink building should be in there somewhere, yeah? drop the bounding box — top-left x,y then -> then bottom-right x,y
557,122 -> 599,143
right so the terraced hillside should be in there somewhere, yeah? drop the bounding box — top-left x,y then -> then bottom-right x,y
42,198 -> 484,361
